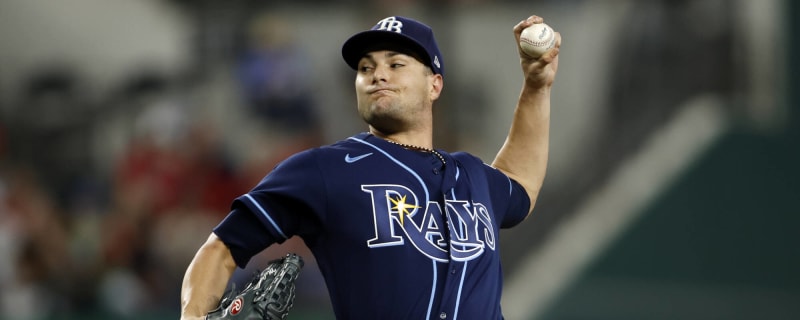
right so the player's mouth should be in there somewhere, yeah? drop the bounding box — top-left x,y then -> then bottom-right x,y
367,87 -> 395,95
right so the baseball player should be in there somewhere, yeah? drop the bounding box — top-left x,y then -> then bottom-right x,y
181,14 -> 560,320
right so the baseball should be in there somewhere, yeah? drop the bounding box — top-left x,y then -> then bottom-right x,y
519,23 -> 556,58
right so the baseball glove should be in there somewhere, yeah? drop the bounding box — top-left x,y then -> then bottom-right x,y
206,253 -> 304,320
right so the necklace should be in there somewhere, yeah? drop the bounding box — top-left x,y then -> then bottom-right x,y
386,139 -> 447,167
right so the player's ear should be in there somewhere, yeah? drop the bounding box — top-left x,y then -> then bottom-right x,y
429,73 -> 443,101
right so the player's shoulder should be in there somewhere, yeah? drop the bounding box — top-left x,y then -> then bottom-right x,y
450,151 -> 512,180
284,132 -> 374,164
316,132 -> 375,154
450,151 -> 492,168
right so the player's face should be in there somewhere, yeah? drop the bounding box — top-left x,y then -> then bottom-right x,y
355,50 -> 442,134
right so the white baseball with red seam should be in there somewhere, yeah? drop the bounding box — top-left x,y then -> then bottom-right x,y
519,23 -> 556,58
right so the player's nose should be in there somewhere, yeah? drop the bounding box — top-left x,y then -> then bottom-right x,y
372,64 -> 390,83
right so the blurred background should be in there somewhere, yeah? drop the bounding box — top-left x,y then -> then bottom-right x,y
0,0 -> 797,319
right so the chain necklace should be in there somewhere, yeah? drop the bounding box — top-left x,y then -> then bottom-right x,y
386,139 -> 447,167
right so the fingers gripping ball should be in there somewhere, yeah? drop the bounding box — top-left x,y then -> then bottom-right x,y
206,253 -> 305,320
519,23 -> 556,58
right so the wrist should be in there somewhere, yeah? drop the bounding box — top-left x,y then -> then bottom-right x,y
521,83 -> 552,96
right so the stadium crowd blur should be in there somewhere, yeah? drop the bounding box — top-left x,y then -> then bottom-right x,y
0,0 -> 757,319
0,3 -> 331,318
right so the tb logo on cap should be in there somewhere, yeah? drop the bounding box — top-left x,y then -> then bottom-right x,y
375,17 -> 403,33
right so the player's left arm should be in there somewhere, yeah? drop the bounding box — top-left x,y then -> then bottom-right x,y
492,15 -> 561,217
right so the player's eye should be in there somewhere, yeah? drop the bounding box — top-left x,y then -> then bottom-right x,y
390,63 -> 405,68
359,65 -> 374,72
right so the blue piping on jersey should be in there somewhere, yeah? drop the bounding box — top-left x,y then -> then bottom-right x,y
426,260 -> 437,320
453,261 -> 468,320
244,194 -> 288,240
348,137 -> 430,205
447,172 -> 467,320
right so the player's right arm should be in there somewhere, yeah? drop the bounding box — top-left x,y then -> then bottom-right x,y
180,233 -> 238,320
491,15 -> 560,217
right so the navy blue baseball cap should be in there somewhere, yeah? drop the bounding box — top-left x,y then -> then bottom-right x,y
342,16 -> 444,76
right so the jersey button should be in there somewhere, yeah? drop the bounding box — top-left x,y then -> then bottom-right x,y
439,312 -> 447,319
433,168 -> 440,175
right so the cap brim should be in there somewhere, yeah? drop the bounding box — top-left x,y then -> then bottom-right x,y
342,30 -> 431,71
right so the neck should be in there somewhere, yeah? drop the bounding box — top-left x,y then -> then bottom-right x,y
381,137 -> 447,167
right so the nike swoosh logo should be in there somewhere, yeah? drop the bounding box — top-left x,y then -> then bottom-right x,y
345,152 -> 373,163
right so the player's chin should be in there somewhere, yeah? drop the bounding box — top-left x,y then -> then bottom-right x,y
363,113 -> 405,135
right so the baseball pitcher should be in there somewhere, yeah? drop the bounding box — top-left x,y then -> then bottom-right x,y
180,14 -> 560,320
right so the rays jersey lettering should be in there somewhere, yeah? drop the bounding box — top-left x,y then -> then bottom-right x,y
362,184 -> 496,262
